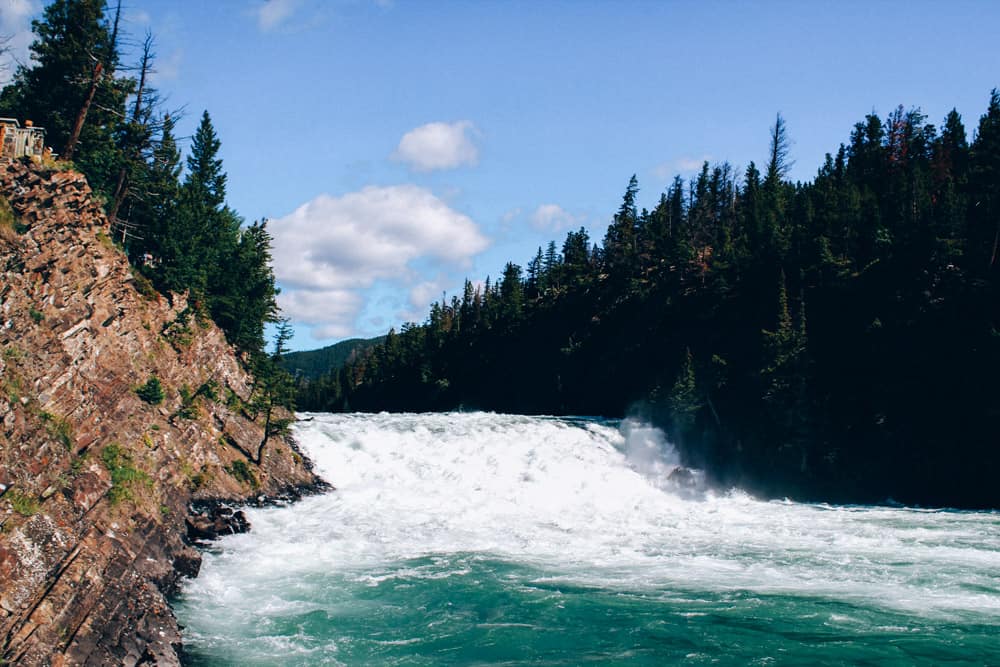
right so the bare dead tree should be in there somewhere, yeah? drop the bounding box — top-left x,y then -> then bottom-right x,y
109,30 -> 155,225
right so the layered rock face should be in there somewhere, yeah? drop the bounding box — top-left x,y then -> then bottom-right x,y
0,159 -> 321,665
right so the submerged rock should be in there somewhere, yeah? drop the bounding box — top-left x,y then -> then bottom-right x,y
185,504 -> 251,542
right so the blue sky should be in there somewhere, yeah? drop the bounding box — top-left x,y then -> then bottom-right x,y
2,0 -> 998,350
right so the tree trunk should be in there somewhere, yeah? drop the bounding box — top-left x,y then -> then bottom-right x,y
63,62 -> 102,161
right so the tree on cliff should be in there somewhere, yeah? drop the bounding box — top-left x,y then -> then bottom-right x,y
0,0 -> 130,200
155,111 -> 234,297
146,111 -> 280,359
127,114 -> 182,265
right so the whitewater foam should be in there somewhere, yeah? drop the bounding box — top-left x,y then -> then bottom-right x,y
175,412 -> 1000,665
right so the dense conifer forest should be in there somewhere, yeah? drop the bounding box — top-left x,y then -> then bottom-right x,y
298,96 -> 1000,508
0,0 -> 293,405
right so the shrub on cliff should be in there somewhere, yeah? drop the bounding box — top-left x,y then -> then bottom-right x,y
135,376 -> 165,405
101,443 -> 151,505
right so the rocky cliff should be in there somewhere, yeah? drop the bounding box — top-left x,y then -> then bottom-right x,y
0,159 -> 322,665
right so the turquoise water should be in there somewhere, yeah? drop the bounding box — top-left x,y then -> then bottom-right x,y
175,413 -> 1000,666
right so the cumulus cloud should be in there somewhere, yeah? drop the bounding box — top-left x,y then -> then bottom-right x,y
271,184 -> 490,339
0,0 -> 41,85
391,279 -> 447,323
392,120 -> 479,172
278,288 -> 362,340
256,0 -> 299,32
409,280 -> 444,311
530,204 -> 577,232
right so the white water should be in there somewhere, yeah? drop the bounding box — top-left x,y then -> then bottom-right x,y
176,413 -> 1000,664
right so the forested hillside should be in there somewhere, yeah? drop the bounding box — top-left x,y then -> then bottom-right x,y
298,97 -> 1000,508
282,337 -> 384,380
0,0 -> 287,372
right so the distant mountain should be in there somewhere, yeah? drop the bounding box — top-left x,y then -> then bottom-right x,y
282,337 -> 384,379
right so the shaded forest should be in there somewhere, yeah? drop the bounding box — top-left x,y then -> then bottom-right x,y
299,97 -> 1000,508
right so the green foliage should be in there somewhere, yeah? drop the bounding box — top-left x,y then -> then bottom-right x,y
189,465 -> 211,490
198,379 -> 219,402
161,308 -> 194,350
668,349 -> 700,433
101,443 -> 151,505
28,307 -> 43,324
2,7 -> 280,368
170,379 -> 219,421
135,376 -> 165,404
8,489 -> 40,516
39,411 -> 73,450
95,231 -> 116,250
224,387 -> 243,412
69,453 -> 88,477
131,269 -> 158,300
300,93 -> 1000,507
245,319 -> 298,460
175,384 -> 198,420
2,371 -> 25,403
0,0 -> 131,200
224,459 -> 258,488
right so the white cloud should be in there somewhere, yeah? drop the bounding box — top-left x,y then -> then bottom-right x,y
530,204 -> 577,232
409,280 -> 443,310
394,279 -> 447,323
392,120 -> 479,172
278,289 -> 362,340
256,0 -> 299,32
653,155 -> 712,181
0,0 -> 41,85
271,184 -> 490,339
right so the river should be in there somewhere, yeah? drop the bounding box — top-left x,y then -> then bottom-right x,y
174,412 -> 1000,665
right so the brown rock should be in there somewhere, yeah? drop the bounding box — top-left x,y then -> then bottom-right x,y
0,159 -> 324,665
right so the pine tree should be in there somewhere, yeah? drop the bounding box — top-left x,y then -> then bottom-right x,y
543,240 -> 560,288
499,262 -> 524,324
212,220 -> 281,354
251,318 -> 297,462
527,246 -> 543,295
668,348 -> 700,433
969,89 -> 1000,274
932,109 -> 968,246
766,113 -> 794,183
603,175 -> 640,279
0,0 -> 131,199
185,110 -> 227,211
159,111 -> 237,299
131,114 -> 181,265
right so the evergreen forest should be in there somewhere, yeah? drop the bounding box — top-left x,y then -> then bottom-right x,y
297,97 -> 1000,508
0,0 -> 294,409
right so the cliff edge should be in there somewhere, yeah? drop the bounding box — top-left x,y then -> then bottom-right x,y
0,159 -> 322,665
